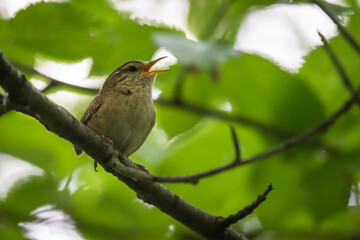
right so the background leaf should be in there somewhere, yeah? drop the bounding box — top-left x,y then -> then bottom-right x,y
1,0 -> 360,239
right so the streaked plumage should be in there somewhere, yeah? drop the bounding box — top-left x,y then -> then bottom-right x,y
73,57 -> 167,171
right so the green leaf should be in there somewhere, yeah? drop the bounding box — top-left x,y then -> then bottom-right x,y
0,1 -> 179,75
155,104 -> 203,140
180,53 -> 326,132
322,1 -> 353,20
187,0 -> 275,41
153,33 -> 240,70
301,153 -> 354,221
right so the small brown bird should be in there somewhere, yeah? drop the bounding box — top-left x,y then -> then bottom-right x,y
74,57 -> 168,171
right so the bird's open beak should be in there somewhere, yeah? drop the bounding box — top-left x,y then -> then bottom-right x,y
142,56 -> 169,74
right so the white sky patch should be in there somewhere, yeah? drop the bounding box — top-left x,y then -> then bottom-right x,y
152,87 -> 162,100
326,0 -> 349,6
165,224 -> 175,238
110,0 -> 197,40
133,198 -> 154,209
152,47 -> 178,70
240,215 -> 263,234
235,3 -> 339,73
58,167 -> 87,195
0,154 -> 44,201
219,101 -> 232,112
348,183 -> 360,206
33,58 -> 99,112
47,90 -> 92,113
30,77 -> 48,90
35,58 -> 93,87
19,204 -> 85,240
33,57 -> 103,90
0,0 -> 67,19
111,0 -> 189,31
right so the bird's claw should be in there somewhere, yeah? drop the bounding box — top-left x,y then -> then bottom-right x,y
135,163 -> 150,174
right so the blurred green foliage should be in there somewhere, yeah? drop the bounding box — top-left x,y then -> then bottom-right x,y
0,0 -> 360,239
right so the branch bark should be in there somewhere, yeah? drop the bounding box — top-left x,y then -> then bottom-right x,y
218,183 -> 273,228
0,51 -> 251,239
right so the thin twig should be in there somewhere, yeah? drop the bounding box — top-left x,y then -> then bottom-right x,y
318,32 -> 360,107
318,32 -> 355,93
153,91 -> 358,183
218,183 -> 273,228
155,98 -> 337,152
173,67 -> 188,102
312,0 -> 360,56
230,125 -> 241,162
157,98 -> 291,137
13,62 -> 99,94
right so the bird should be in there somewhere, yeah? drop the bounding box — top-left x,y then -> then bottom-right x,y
73,57 -> 168,172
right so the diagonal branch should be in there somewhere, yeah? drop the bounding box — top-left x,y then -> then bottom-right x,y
318,32 -> 360,105
218,183 -> 273,228
0,51 -> 247,240
318,32 -> 354,92
230,126 -> 241,162
312,0 -> 360,56
153,90 -> 358,184
12,62 -> 99,94
156,98 -> 294,138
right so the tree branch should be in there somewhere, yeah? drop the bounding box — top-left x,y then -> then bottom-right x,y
318,32 -> 360,105
153,90 -> 358,183
318,32 -> 354,91
230,126 -> 241,162
156,97 -> 293,137
12,62 -> 99,94
218,183 -> 273,228
312,0 -> 360,56
0,51 -> 248,240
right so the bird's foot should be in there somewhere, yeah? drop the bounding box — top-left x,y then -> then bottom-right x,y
93,136 -> 113,173
94,160 -> 98,172
135,162 -> 150,174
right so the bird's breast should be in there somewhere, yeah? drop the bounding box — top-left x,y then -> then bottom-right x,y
99,90 -> 155,156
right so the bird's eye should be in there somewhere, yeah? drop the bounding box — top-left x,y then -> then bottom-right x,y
128,66 -> 137,72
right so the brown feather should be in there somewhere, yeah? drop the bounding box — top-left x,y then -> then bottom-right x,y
73,96 -> 103,155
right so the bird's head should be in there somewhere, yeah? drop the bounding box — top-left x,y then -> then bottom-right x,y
101,57 -> 168,91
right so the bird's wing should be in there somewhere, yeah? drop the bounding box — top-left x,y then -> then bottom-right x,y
74,95 -> 102,156
81,95 -> 103,126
